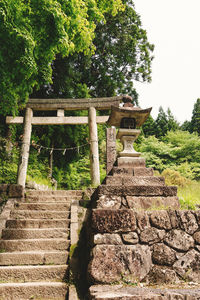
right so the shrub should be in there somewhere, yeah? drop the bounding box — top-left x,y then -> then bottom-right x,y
161,169 -> 190,187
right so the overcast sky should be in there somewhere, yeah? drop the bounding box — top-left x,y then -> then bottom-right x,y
133,0 -> 200,124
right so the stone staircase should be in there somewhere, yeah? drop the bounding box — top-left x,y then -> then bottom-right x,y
0,190 -> 82,300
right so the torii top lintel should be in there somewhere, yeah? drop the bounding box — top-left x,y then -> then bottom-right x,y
26,96 -> 123,111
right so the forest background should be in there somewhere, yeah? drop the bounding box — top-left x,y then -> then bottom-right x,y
0,0 -> 199,209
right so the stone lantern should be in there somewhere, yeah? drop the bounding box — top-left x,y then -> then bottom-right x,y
107,95 -> 152,167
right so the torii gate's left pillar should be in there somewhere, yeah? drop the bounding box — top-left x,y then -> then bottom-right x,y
17,108 -> 33,188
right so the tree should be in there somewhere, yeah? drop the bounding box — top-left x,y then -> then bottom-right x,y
155,106 -> 169,138
154,107 -> 179,138
0,0 -> 124,115
166,108 -> 179,131
142,115 -> 156,137
181,120 -> 191,132
32,0 -> 154,102
190,98 -> 200,135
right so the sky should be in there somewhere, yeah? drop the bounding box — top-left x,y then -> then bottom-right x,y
133,0 -> 200,124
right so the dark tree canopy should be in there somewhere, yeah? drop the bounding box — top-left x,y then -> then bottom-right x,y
32,0 -> 154,103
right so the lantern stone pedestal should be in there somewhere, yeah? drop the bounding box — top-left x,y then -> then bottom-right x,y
116,128 -> 144,167
117,128 -> 141,158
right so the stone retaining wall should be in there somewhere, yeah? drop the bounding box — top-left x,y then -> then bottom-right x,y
88,209 -> 200,285
0,184 -> 24,238
0,184 -> 24,210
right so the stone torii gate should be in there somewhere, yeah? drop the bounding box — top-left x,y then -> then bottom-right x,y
6,96 -> 123,188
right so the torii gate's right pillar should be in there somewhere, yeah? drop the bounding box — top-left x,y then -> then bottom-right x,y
88,107 -> 100,186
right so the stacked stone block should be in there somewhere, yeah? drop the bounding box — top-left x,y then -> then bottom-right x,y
88,162 -> 200,299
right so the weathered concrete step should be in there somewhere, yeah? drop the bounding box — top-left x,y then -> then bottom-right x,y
10,210 -> 70,219
94,185 -> 177,198
106,176 -> 165,186
111,167 -> 154,177
26,189 -> 83,197
0,251 -> 69,265
0,282 -> 68,300
0,265 -> 68,283
0,238 -> 70,252
25,195 -> 82,202
14,202 -> 71,211
89,285 -> 200,299
2,228 -> 69,240
6,218 -> 70,229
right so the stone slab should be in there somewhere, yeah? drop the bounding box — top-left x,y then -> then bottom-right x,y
25,190 -> 83,197
0,282 -> 68,300
117,157 -> 146,168
92,209 -> 136,233
10,210 -> 70,219
15,202 -> 71,210
0,251 -> 69,266
8,184 -> 24,198
6,219 -> 70,229
106,127 -> 116,175
95,185 -> 177,197
126,196 -> 180,210
0,184 -> 9,193
0,265 -> 68,282
24,195 -> 81,202
2,228 -> 69,239
89,285 -> 200,300
0,238 -> 70,252
105,176 -> 165,186
88,245 -> 152,284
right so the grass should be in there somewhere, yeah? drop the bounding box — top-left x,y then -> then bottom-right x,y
178,181 -> 200,210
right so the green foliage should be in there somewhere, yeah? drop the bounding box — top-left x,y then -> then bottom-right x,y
154,107 -> 179,138
190,98 -> 200,135
161,169 -> 190,187
53,156 -> 91,190
0,0 -> 124,115
0,137 -> 19,183
142,115 -> 156,137
138,130 -> 200,180
33,0 -> 154,102
0,161 -> 18,184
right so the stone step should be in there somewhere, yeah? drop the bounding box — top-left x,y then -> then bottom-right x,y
24,195 -> 82,202
0,265 -> 68,282
0,251 -> 69,266
111,167 -> 154,177
0,282 -> 68,300
14,202 -> 71,211
2,228 -> 69,240
105,176 -> 165,186
0,238 -> 70,252
26,190 -> 83,197
94,185 -> 177,198
89,285 -> 200,300
10,210 -> 70,219
6,219 -> 70,229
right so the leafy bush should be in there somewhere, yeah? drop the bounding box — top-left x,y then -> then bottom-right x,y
138,131 -> 200,180
0,161 -> 18,183
161,169 -> 190,187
